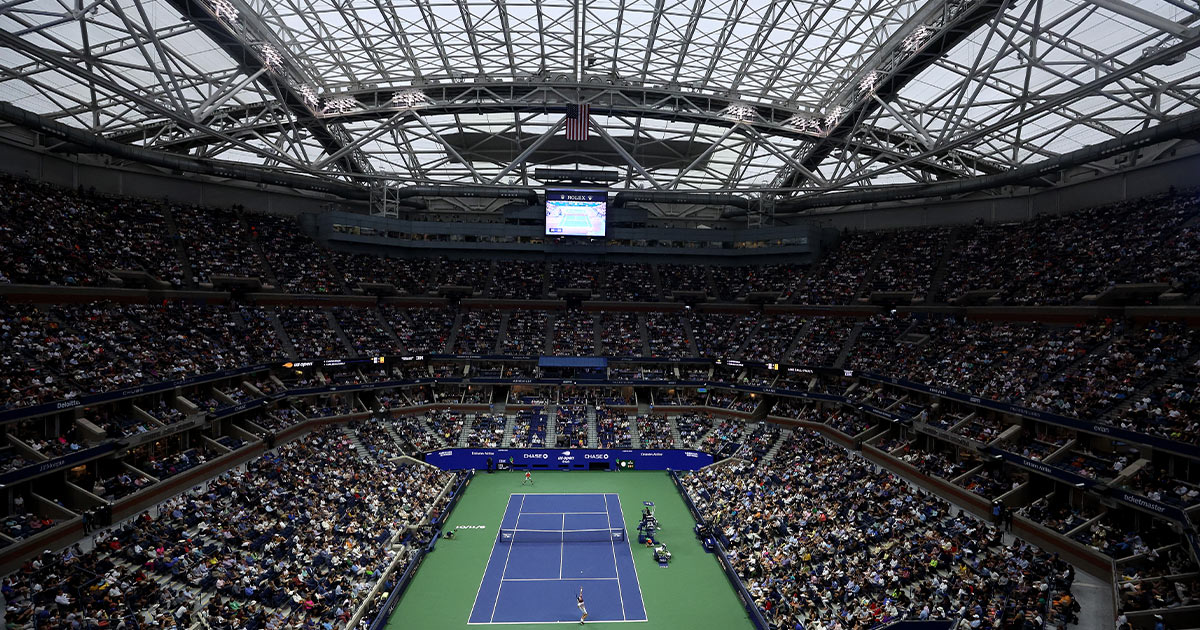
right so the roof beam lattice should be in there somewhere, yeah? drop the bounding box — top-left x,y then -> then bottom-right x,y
164,0 -> 375,177
779,0 -> 1008,189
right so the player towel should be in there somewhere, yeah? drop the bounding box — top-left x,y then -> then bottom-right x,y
565,103 -> 589,141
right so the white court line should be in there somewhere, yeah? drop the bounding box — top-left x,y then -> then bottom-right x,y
500,577 -> 618,582
519,511 -> 608,515
614,493 -> 646,618
468,493 -> 513,622
602,493 -> 627,621
469,493 -> 648,626
489,494 -> 525,623
510,492 -> 616,495
558,513 -> 565,579
468,619 -> 647,625
496,528 -> 615,533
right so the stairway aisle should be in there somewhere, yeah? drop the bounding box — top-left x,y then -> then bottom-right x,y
483,260 -> 499,295
375,308 -> 405,353
266,308 -> 299,360
925,227 -> 960,303
444,310 -> 465,353
666,415 -> 683,449
733,319 -> 765,360
834,321 -> 865,369
159,204 -> 194,288
495,312 -> 511,354
545,403 -> 559,447
341,426 -> 372,460
762,428 -> 792,464
648,263 -> 665,298
325,308 -> 357,357
586,405 -> 599,449
456,415 -> 475,448
380,421 -> 409,459
593,313 -> 604,356
241,213 -> 282,289
543,312 -> 556,355
691,424 -> 719,451
416,414 -> 449,448
784,319 -> 815,362
852,246 -> 885,302
638,313 -> 651,357
502,412 -> 519,447
681,312 -> 701,358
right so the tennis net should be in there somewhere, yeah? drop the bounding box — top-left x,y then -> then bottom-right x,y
498,528 -> 625,543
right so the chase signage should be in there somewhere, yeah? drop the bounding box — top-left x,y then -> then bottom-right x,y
423,448 -> 712,471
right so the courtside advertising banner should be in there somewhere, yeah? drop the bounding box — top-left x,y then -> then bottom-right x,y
424,448 -> 712,471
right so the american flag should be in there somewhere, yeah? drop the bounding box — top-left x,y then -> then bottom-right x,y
565,103 -> 589,141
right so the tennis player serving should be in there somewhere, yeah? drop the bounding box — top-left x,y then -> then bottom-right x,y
577,588 -> 588,624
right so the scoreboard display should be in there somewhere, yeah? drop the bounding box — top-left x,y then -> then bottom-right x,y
545,188 -> 607,237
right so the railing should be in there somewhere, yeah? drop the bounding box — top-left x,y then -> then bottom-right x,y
0,363 -> 273,424
432,470 -> 473,532
6,362 -> 1190,529
5,350 -> 1198,464
669,470 -> 771,630
875,623 -> 954,630
366,471 -> 473,630
3,352 -> 1195,619
853,370 -> 1200,461
0,443 -> 116,486
6,361 -> 1194,530
1112,557 -> 1121,625
346,469 -> 463,629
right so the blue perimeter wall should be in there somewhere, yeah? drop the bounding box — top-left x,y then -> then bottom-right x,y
424,448 -> 713,471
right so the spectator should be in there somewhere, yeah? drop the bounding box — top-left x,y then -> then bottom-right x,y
682,429 -> 1077,629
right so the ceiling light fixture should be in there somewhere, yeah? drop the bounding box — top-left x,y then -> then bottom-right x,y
391,89 -> 430,108
208,0 -> 237,21
903,26 -> 931,53
785,115 -> 824,135
859,71 -> 879,93
298,84 -> 319,108
824,106 -> 844,129
325,97 -> 359,114
724,104 -> 757,121
259,44 -> 282,71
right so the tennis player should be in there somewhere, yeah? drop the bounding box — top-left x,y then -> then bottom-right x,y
577,588 -> 588,624
522,470 -> 534,485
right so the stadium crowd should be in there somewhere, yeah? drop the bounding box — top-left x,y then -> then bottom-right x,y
551,310 -> 594,356
1,428 -> 453,630
683,429 -> 1079,630
600,312 -> 643,356
646,312 -> 693,358
3,176 -> 1199,306
3,175 -> 1200,630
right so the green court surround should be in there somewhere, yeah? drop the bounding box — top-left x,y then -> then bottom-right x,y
387,470 -> 754,629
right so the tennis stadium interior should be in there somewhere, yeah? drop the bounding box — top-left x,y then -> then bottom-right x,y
2,0 -> 1200,628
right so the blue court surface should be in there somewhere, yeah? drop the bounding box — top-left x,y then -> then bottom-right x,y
559,213 -> 595,229
468,493 -> 647,624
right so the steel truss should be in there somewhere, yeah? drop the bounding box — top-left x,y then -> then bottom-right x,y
2,0 -> 1200,216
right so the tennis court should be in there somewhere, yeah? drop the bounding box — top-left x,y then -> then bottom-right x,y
468,493 -> 646,624
546,200 -> 604,236
388,471 -> 752,629
556,211 -> 599,231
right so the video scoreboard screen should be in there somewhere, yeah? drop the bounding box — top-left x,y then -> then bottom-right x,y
545,188 -> 607,237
